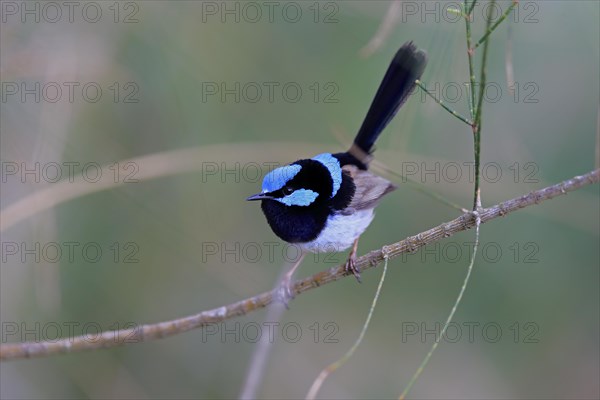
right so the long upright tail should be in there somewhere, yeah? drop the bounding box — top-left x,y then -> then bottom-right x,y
349,41 -> 427,167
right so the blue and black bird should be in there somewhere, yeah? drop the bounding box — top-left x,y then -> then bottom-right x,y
247,41 -> 428,297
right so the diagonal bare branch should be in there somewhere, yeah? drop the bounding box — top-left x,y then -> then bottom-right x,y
1,169 -> 598,362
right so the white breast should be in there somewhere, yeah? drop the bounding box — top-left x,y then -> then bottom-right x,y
299,209 -> 375,253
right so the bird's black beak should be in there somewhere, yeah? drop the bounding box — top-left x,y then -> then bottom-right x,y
246,192 -> 273,201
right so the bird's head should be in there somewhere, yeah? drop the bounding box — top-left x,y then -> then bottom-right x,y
246,153 -> 342,208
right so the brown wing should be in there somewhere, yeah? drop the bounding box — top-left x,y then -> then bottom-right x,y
342,165 -> 396,211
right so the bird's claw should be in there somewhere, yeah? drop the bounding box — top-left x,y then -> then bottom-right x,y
275,278 -> 295,309
345,255 -> 362,283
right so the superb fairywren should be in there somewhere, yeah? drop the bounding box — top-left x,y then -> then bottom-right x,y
247,41 -> 427,298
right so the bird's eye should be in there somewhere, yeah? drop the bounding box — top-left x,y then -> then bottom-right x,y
283,186 -> 294,195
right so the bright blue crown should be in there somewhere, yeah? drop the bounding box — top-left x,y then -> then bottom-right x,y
261,164 -> 319,207
259,154 -> 341,207
261,164 -> 301,193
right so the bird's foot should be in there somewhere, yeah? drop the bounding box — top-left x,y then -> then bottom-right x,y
345,253 -> 362,283
273,253 -> 306,309
275,276 -> 295,309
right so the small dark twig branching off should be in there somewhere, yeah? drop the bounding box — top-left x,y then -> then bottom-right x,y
1,169 -> 598,362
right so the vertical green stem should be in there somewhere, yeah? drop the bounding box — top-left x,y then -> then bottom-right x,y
465,1 -> 477,120
399,2 -> 500,398
466,0 -> 478,15
472,0 -> 496,209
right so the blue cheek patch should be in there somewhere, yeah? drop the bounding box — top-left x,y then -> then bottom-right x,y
261,164 -> 301,193
277,189 -> 319,206
312,153 -> 342,198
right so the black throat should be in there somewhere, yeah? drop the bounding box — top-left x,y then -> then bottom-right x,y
259,159 -> 355,243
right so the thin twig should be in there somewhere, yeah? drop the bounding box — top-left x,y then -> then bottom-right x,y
399,5 -> 496,394
399,212 -> 481,399
332,126 -> 469,212
371,159 -> 469,213
474,1 -> 519,50
466,0 -> 478,16
415,80 -> 474,127
447,6 -> 469,20
306,253 -> 390,400
1,169 -> 598,362
465,1 -> 477,120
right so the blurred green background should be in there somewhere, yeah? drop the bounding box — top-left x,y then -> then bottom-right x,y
1,1 -> 599,399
